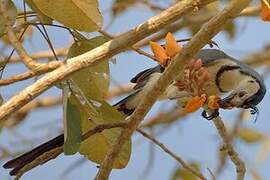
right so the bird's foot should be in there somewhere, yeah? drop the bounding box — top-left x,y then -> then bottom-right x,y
201,109 -> 219,120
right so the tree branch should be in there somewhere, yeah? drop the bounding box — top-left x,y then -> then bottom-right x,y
12,121 -> 129,179
3,84 -> 133,128
137,129 -> 206,180
94,0 -> 250,179
1,48 -> 68,64
210,114 -> 246,180
0,0 -> 42,70
0,0 -> 214,121
135,5 -> 259,48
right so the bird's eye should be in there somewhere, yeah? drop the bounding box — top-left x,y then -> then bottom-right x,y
238,91 -> 247,98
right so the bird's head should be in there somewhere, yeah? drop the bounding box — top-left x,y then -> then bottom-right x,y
219,74 -> 266,112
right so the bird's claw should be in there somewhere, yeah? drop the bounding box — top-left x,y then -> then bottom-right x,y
201,109 -> 219,120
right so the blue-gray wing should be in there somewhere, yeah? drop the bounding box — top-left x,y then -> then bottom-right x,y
130,65 -> 164,89
130,49 -> 228,90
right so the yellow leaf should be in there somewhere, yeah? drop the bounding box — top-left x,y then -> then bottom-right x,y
171,162 -> 200,180
184,94 -> 206,113
165,32 -> 182,57
261,0 -> 270,21
32,0 -> 103,31
238,128 -> 265,143
150,41 -> 169,66
25,0 -> 53,24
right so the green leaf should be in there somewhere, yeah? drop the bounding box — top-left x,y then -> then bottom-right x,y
67,36 -> 110,101
63,93 -> 82,155
171,162 -> 200,180
32,0 -> 103,31
0,0 -> 17,36
66,36 -> 131,169
238,128 -> 265,144
79,100 -> 131,169
25,0 -> 53,24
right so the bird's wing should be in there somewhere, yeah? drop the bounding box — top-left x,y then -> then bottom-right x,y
130,65 -> 165,89
195,49 -> 231,65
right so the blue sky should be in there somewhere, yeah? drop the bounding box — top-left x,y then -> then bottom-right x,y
1,1 -> 270,180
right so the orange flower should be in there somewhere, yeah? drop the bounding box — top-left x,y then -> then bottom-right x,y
207,96 -> 221,110
150,32 -> 182,67
150,41 -> 169,66
184,94 -> 207,113
261,0 -> 270,21
165,32 -> 182,57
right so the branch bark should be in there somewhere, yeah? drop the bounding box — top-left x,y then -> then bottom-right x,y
0,0 -> 214,121
95,0 -> 250,179
1,48 -> 68,64
210,115 -> 246,180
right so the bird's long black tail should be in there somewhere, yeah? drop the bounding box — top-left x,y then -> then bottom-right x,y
3,134 -> 64,176
3,92 -> 139,176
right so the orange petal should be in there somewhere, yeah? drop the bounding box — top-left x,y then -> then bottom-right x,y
165,32 -> 182,57
261,0 -> 270,21
150,41 -> 169,66
184,94 -> 206,113
208,96 -> 221,110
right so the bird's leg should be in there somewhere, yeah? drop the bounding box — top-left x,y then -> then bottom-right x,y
201,109 -> 220,120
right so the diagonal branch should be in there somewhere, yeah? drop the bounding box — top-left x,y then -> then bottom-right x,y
95,0 -> 250,180
2,48 -> 68,64
12,121 -> 129,179
137,129 -> 206,180
0,0 -> 215,121
210,114 -> 246,180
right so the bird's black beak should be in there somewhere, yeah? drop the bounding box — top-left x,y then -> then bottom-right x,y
218,93 -> 235,109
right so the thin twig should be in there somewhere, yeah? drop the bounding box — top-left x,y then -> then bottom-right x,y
207,167 -> 217,180
0,0 -> 42,70
98,30 -> 157,62
12,121 -> 129,179
137,128 -> 206,180
210,113 -> 246,180
0,69 -> 51,86
135,5 -> 260,48
3,48 -> 67,64
140,108 -> 186,128
214,111 -> 245,177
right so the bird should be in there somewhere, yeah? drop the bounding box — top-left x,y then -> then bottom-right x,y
3,49 -> 266,176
